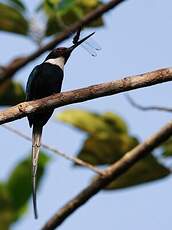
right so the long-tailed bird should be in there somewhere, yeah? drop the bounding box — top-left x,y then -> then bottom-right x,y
26,32 -> 95,219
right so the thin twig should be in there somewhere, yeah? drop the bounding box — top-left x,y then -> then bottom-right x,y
0,0 -> 125,84
42,121 -> 172,230
126,94 -> 172,113
0,67 -> 172,125
2,124 -> 103,176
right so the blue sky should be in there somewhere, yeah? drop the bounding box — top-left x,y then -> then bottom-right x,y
1,0 -> 172,229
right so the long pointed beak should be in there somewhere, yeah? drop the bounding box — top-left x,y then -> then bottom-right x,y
68,32 -> 95,52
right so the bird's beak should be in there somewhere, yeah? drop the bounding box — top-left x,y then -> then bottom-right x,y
68,32 -> 95,52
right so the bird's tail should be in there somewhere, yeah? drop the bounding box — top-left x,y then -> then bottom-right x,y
32,124 -> 43,219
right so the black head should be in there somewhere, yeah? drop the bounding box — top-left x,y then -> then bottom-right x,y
44,32 -> 95,64
44,47 -> 71,63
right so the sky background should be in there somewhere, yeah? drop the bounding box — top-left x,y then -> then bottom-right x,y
1,0 -> 172,229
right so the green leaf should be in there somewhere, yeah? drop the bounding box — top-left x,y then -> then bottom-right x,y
36,0 -> 74,13
0,80 -> 25,106
58,109 -> 113,134
44,0 -> 75,14
45,16 -> 62,35
102,112 -> 128,134
58,109 -> 170,189
77,133 -> 139,165
43,0 -> 104,36
0,183 -> 11,211
78,0 -> 101,8
87,17 -> 104,27
161,138 -> 172,157
8,0 -> 26,12
0,3 -> 28,35
105,155 -> 170,190
77,0 -> 104,27
6,152 -> 50,219
45,6 -> 81,36
58,110 -> 137,166
44,0 -> 58,14
58,109 -> 128,135
42,0 -> 62,16
0,183 -> 15,229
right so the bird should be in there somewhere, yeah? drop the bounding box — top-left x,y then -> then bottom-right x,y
26,32 -> 95,219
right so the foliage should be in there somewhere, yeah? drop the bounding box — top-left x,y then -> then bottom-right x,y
0,152 -> 49,228
8,0 -> 26,12
0,2 -> 28,35
162,138 -> 172,157
0,80 -> 25,106
41,0 -> 104,36
106,155 -> 170,190
58,109 -> 171,189
58,109 -> 128,135
0,0 -> 104,43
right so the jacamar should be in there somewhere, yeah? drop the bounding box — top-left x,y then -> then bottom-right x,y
26,32 -> 95,219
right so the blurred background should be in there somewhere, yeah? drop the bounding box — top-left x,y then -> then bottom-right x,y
0,0 -> 172,229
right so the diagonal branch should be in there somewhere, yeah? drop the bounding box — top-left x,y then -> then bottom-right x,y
0,0 -> 125,84
0,67 -> 172,125
126,94 -> 172,113
2,124 -> 103,175
41,120 -> 172,230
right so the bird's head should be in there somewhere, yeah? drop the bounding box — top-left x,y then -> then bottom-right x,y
44,32 -> 95,68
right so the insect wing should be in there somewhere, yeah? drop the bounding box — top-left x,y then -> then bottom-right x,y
81,42 -> 97,57
81,36 -> 101,57
84,37 -> 101,51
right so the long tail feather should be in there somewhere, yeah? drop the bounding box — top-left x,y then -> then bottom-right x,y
32,125 -> 43,219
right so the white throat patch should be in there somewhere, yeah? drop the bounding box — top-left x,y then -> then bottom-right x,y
45,57 -> 65,70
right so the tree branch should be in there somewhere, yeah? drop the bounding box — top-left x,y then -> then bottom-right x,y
2,124 -> 103,175
0,0 -> 125,84
0,67 -> 172,125
126,94 -> 172,113
41,120 -> 172,230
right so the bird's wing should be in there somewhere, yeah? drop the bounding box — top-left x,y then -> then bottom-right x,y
26,65 -> 40,101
